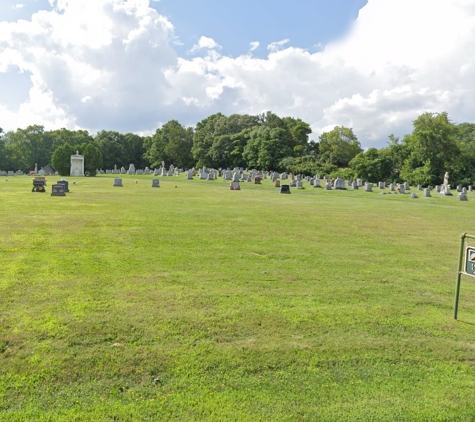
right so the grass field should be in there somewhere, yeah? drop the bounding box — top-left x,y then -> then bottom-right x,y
1,174 -> 475,421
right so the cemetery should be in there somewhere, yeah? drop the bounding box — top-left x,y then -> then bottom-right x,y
1,171 -> 475,420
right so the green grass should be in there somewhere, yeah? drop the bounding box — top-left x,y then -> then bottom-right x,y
1,175 -> 475,420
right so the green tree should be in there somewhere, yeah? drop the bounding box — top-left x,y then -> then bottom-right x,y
6,125 -> 53,171
318,126 -> 362,167
349,148 -> 394,182
83,143 -> 103,176
49,128 -> 93,151
93,131 -> 128,170
51,142 -> 75,176
243,126 -> 293,170
400,112 -> 459,185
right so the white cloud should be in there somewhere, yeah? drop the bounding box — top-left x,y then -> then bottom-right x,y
1,0 -> 475,148
13,4 -> 25,9
249,41 -> 259,52
267,39 -> 290,52
190,36 -> 221,53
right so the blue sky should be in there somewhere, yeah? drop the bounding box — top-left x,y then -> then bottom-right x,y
155,0 -> 367,58
0,0 -> 474,148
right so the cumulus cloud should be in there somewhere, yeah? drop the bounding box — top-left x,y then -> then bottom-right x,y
190,36 -> 221,53
1,0 -> 475,147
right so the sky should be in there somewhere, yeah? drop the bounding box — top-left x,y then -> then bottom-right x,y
1,0 -> 475,148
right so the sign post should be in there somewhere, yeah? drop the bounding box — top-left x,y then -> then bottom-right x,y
454,233 -> 475,319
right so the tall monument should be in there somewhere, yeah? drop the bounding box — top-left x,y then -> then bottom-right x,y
70,151 -> 85,176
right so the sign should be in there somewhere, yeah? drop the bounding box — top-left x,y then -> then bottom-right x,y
465,246 -> 475,277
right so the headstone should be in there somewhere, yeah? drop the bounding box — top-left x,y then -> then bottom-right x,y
352,182 -> 358,189
70,151 -> 85,177
417,185 -> 422,191
274,180 -> 281,188
458,192 -> 468,201
151,179 -> 160,188
136,169 -> 144,175
389,183 -> 395,191
230,181 -> 241,190
296,181 -> 303,189
280,172 -> 287,180
186,171 -> 193,180
404,182 -> 410,190
440,185 -> 453,196
325,180 -> 332,190
57,178 -> 69,192
469,186 -> 473,192
127,164 -> 135,175
254,177 -> 262,184
357,179 -> 363,187
398,184 -> 405,194
456,185 -> 462,192
121,167 -> 126,174
378,182 -> 385,189
289,180 -> 297,187
411,193 -> 418,199
435,185 -> 441,193
334,177 -> 346,190
280,185 -> 291,194
423,188 -> 431,197
364,183 -> 373,192
51,184 -> 66,196
313,179 -> 321,188
113,178 -> 123,187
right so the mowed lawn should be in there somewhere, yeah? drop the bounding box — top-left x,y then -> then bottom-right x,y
1,175 -> 475,421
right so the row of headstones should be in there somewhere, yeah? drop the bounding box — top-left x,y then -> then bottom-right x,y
101,165 -> 182,176
1,170 -> 59,176
0,170 -> 25,176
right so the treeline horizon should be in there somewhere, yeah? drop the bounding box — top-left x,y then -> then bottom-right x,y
1,111 -> 475,186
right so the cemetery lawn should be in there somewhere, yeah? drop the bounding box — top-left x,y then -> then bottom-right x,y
2,175 -> 475,421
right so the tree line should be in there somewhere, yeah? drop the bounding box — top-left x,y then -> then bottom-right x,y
1,111 -> 474,185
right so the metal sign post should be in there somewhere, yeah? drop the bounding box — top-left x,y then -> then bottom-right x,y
454,233 -> 475,319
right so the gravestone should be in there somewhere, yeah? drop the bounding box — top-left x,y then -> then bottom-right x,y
254,177 -> 262,184
334,177 -> 346,190
389,183 -> 395,191
274,180 -> 281,188
186,171 -> 193,180
423,188 -> 431,197
458,192 -> 468,201
352,182 -> 358,190
325,180 -> 332,190
70,151 -> 85,177
127,164 -> 135,175
136,169 -> 144,175
296,180 -> 303,189
57,178 -> 69,192
121,167 -> 126,174
113,178 -> 123,187
440,185 -> 453,196
398,184 -> 405,194
378,182 -> 385,189
411,193 -> 418,199
51,184 -> 66,196
151,179 -> 160,188
435,185 -> 441,193
230,181 -> 241,190
289,180 -> 297,187
144,167 -> 151,175
404,182 -> 410,190
313,178 -> 321,188
364,183 -> 373,192
280,185 -> 291,194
